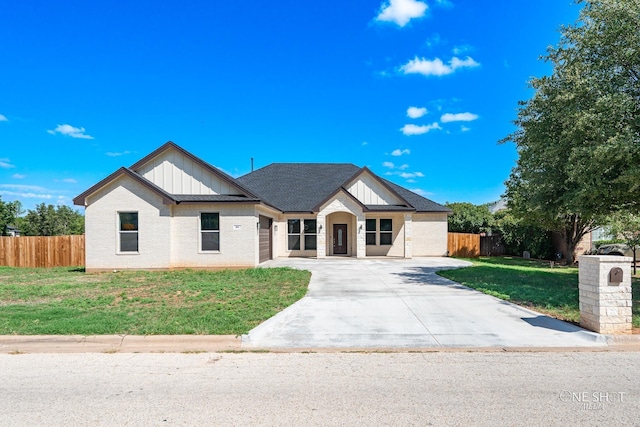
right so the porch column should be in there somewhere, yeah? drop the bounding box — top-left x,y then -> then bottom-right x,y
404,213 -> 413,259
356,214 -> 366,258
317,214 -> 326,258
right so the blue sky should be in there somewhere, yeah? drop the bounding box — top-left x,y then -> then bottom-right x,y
0,0 -> 579,211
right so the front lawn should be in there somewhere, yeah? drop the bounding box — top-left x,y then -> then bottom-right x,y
437,257 -> 640,328
0,267 -> 310,335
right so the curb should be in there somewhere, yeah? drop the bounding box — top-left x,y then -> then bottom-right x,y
0,335 -> 242,354
2,334 -> 639,354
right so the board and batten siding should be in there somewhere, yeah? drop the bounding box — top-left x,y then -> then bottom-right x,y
135,149 -> 239,195
345,171 -> 403,206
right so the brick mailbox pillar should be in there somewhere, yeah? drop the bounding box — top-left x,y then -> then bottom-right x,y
578,255 -> 633,334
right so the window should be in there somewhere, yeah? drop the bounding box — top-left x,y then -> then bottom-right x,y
288,219 -> 300,250
119,212 -> 138,252
201,213 -> 220,251
304,219 -> 317,250
366,219 -> 376,246
380,219 -> 392,245
288,219 -> 317,251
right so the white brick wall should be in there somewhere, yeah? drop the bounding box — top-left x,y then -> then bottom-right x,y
274,214 -> 319,258
412,213 -> 448,256
85,175 -> 171,271
170,204 -> 258,268
85,175 -> 260,270
363,213 -> 406,257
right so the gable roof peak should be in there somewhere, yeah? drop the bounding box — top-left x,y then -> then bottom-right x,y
128,141 -> 257,198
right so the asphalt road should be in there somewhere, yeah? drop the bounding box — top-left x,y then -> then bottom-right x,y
1,351 -> 638,426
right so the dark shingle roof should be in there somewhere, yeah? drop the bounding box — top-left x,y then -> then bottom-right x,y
382,179 -> 452,213
238,163 -> 361,212
365,205 -> 415,212
238,163 -> 450,213
172,195 -> 260,203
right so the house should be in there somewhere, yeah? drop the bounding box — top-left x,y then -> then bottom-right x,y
73,142 -> 451,271
4,225 -> 21,237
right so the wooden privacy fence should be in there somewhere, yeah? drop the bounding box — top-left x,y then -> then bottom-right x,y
448,232 -> 481,258
0,235 -> 85,268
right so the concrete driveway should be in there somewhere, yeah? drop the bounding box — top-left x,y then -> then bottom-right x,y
243,257 -> 605,349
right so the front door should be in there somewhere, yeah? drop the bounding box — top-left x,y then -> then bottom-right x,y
333,224 -> 347,255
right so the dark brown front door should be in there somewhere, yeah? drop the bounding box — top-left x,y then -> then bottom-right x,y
258,215 -> 272,263
333,224 -> 347,255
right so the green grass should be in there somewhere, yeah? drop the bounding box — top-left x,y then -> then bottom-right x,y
437,257 -> 640,328
0,267 -> 310,335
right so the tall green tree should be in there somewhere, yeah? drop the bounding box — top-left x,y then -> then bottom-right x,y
445,202 -> 494,234
0,197 -> 23,235
20,203 -> 84,236
607,212 -> 640,274
502,0 -> 639,263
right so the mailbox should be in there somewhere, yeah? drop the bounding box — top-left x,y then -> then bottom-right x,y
609,267 -> 623,285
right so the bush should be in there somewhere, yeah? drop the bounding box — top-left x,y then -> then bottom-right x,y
494,210 -> 554,259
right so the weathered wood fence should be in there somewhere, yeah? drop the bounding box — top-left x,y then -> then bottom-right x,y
448,232 -> 481,258
480,235 -> 506,257
0,235 -> 85,268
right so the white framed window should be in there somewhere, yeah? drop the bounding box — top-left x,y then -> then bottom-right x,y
201,212 -> 220,251
119,212 -> 139,253
366,219 -> 376,246
380,218 -> 392,245
287,219 -> 317,251
304,219 -> 317,250
287,219 -> 301,250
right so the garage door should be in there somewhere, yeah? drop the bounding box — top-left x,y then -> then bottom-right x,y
259,215 -> 272,263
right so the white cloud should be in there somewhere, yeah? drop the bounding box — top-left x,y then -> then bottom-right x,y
452,44 -> 473,55
435,0 -> 453,8
105,150 -> 132,157
398,164 -> 409,170
0,114 -> 8,122
0,190 -> 54,199
0,158 -> 16,169
441,112 -> 479,122
0,184 -> 48,192
47,124 -> 94,139
383,161 -> 395,169
55,178 -> 78,184
391,148 -> 410,156
401,122 -> 442,136
375,0 -> 428,27
461,126 -> 471,132
400,56 -> 480,77
12,174 -> 26,179
407,106 -> 427,119
400,171 -> 425,179
409,188 -> 433,197
0,184 -> 55,200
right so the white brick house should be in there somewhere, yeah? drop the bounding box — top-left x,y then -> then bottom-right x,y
74,142 -> 450,271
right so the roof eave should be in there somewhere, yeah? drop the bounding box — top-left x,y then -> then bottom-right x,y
73,167 -> 177,206
311,186 -> 366,212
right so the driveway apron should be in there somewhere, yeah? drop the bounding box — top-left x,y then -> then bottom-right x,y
243,258 -> 605,348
